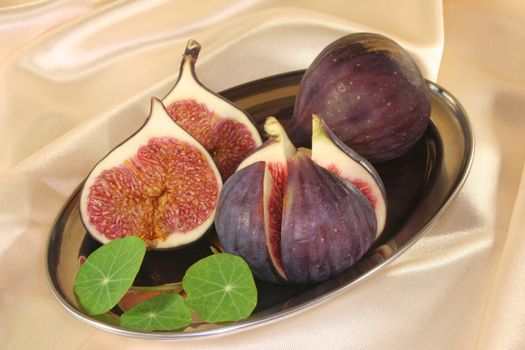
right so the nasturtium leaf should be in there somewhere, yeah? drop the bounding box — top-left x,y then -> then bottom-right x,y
121,293 -> 192,331
73,236 -> 146,315
183,253 -> 257,323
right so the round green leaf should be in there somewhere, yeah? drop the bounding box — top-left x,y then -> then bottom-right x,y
183,253 -> 257,323
74,236 -> 146,315
121,293 -> 192,331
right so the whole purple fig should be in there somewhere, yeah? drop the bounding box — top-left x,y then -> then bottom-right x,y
286,32 -> 431,163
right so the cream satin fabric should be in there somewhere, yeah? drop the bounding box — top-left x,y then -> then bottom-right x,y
0,0 -> 524,349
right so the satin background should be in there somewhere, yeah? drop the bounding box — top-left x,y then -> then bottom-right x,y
1,0 -> 524,349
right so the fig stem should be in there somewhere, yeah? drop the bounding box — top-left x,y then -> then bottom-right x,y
184,39 -> 201,62
264,116 -> 285,139
129,282 -> 183,293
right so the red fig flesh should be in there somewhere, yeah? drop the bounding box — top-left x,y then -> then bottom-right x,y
80,99 -> 222,249
164,40 -> 262,179
215,116 -> 384,284
287,32 -> 431,162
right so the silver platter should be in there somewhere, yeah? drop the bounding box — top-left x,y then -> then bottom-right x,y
46,71 -> 473,339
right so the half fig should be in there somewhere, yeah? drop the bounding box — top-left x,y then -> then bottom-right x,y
215,116 -> 383,284
80,98 -> 222,249
163,40 -> 262,179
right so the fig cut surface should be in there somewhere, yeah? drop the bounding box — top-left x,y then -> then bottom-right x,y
80,98 -> 222,249
163,40 -> 262,179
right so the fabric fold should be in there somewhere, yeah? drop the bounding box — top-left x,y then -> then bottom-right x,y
5,1 -> 523,349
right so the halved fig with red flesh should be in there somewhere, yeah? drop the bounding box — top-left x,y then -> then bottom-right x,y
215,116 -> 383,284
311,114 -> 387,237
163,40 -> 262,179
80,98 -> 222,249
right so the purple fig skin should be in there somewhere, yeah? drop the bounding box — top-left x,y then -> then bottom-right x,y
215,161 -> 283,283
287,32 -> 431,163
281,152 -> 376,284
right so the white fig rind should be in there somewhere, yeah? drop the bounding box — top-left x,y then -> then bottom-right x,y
237,116 -> 296,171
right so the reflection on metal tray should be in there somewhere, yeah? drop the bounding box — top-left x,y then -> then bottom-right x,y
46,70 -> 473,340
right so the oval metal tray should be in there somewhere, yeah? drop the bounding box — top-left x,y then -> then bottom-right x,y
46,71 -> 473,339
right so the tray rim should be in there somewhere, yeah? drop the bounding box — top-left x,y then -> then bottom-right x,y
45,74 -> 474,340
